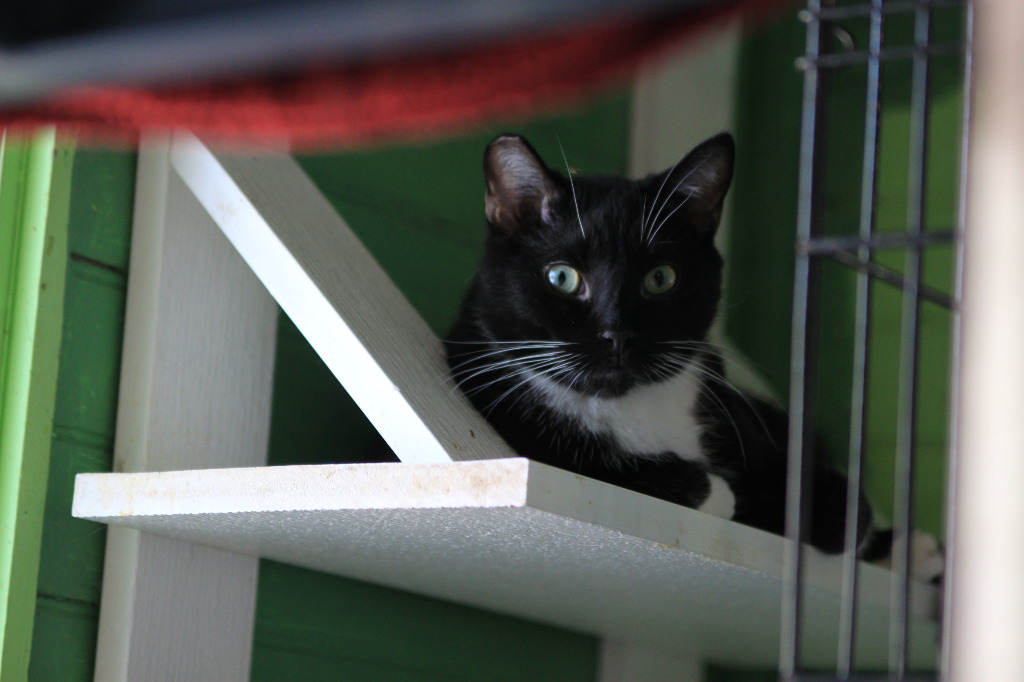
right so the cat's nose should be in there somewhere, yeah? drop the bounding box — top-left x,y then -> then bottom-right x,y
599,330 -> 635,355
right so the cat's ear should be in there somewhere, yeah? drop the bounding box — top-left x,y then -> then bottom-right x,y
653,132 -> 735,235
483,135 -> 555,235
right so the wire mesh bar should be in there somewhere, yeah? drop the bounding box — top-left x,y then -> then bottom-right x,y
803,231 -> 956,255
802,0 -> 962,21
837,2 -> 884,676
888,3 -> 932,676
821,250 -> 954,309
796,41 -> 961,72
940,2 -> 971,676
794,671 -> 937,675
780,0 -> 829,677
786,0 -> 968,678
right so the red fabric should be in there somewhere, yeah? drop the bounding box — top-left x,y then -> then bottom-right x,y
0,2 -> 787,148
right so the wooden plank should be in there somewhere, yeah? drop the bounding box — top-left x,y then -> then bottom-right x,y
93,137 -> 275,681
0,129 -> 71,681
948,2 -> 1024,679
73,459 -> 940,672
168,132 -> 513,465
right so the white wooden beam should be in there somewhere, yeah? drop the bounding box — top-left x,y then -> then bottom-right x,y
168,132 -> 513,465
629,19 -> 739,178
948,1 -> 1024,679
94,137 -> 276,681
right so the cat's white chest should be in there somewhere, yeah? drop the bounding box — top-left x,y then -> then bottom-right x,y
531,361 -> 736,519
535,361 -> 707,462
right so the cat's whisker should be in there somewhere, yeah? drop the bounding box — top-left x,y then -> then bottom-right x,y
549,359 -> 591,403
558,140 -> 586,240
657,340 -> 775,380
645,160 -> 707,245
451,352 -> 574,397
483,363 -> 567,415
665,356 -> 749,466
445,339 -> 574,346
647,189 -> 694,245
456,352 -> 573,388
640,192 -> 649,244
448,346 -> 565,372
662,350 -> 779,453
502,359 -> 585,414
643,155 -> 685,238
493,349 -> 592,414
463,360 -> 567,403
447,346 -> 568,374
648,360 -> 679,383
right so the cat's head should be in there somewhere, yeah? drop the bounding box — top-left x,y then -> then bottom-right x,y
471,132 -> 734,398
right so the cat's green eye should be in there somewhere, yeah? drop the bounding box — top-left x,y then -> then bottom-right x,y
545,264 -> 582,295
643,265 -> 677,295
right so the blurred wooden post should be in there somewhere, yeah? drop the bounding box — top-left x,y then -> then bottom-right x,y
947,1 -> 1024,679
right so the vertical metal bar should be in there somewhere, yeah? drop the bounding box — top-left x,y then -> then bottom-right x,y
889,2 -> 932,677
837,2 -> 884,677
940,1 -> 972,677
781,2 -> 828,678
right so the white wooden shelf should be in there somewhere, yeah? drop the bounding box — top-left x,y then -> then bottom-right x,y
91,134 -> 941,678
73,457 -> 939,671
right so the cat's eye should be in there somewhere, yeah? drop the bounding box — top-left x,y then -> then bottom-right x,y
545,264 -> 582,295
643,265 -> 677,295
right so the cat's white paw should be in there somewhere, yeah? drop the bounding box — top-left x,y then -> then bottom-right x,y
696,474 -> 736,520
867,529 -> 944,584
910,530 -> 945,583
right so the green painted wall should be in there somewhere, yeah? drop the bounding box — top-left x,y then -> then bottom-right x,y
29,148 -> 136,680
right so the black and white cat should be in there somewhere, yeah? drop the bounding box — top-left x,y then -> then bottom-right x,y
446,133 -> 889,557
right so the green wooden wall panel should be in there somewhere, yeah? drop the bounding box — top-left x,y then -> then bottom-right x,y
29,149 -> 135,681
63,150 -> 135,272
253,561 -> 598,682
727,15 -> 805,398
30,596 -> 98,681
34,436 -> 110,605
254,647 -> 456,682
706,664 -> 776,682
49,261 -> 127,445
267,315 -> 381,467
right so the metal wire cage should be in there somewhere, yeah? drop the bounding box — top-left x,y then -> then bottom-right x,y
780,0 -> 971,679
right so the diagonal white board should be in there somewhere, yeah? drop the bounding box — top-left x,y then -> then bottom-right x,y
169,132 -> 512,465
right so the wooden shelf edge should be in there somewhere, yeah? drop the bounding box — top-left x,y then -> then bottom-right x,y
72,459 -> 940,671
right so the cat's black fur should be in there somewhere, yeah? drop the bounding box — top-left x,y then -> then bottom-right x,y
446,132 -> 870,553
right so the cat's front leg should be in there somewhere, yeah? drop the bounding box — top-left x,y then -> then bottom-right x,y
599,455 -> 735,519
